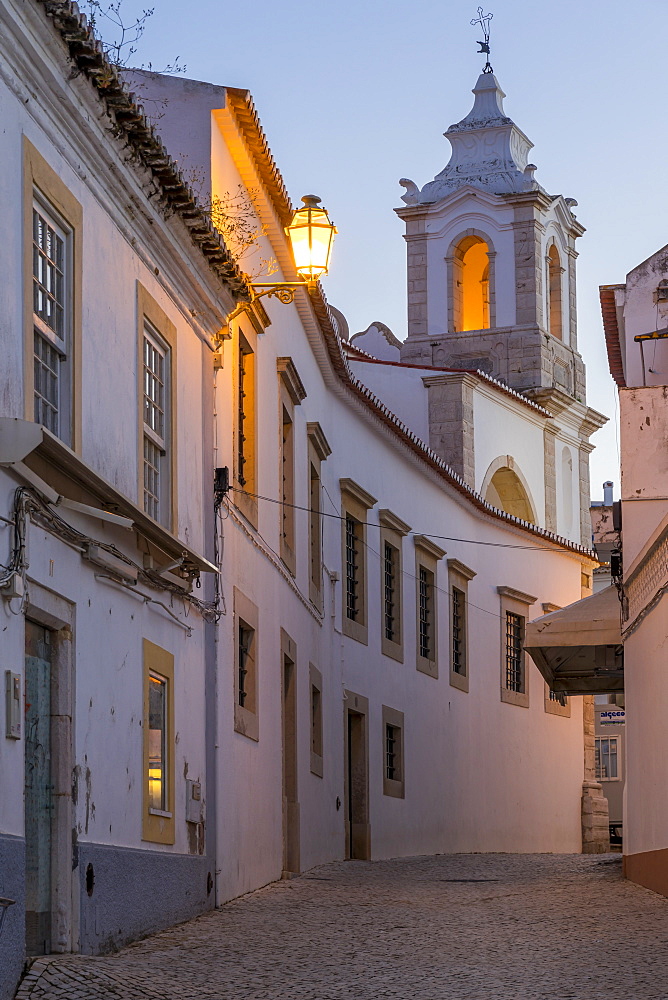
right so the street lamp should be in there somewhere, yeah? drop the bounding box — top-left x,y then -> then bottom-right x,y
248,195 -> 337,305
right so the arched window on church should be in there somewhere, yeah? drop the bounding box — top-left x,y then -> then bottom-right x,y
547,244 -> 563,340
453,236 -> 490,332
484,464 -> 536,524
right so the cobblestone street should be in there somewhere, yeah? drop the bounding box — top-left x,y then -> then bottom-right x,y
15,854 -> 668,1000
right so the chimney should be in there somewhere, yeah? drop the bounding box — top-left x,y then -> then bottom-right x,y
603,481 -> 614,506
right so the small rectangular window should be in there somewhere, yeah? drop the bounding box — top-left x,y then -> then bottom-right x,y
280,404 -> 295,573
311,686 -> 322,757
385,724 -> 398,781
549,689 -> 568,706
234,589 -> 259,741
384,542 -> 398,642
345,513 -> 361,621
142,324 -> 170,524
238,621 -> 255,710
382,705 -> 404,798
418,566 -> 433,660
148,672 -> 168,813
310,462 -> 321,591
309,663 -> 324,777
595,736 -> 619,780
505,611 -> 524,693
451,586 -> 466,675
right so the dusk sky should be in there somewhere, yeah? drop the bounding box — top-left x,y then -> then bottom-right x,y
112,0 -> 668,498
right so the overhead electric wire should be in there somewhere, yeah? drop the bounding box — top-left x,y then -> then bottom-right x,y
228,485 -> 585,553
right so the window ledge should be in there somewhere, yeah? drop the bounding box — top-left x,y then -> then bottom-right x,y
0,418 -> 217,574
148,808 -> 172,818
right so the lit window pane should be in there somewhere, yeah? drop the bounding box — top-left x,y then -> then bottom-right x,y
148,674 -> 167,811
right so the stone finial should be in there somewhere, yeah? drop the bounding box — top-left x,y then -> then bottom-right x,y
405,73 -> 547,203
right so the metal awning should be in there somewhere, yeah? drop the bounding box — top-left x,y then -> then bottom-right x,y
525,586 -> 624,694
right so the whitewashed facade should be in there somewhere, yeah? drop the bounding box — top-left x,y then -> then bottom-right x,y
599,248 -> 668,896
1,4 -> 607,997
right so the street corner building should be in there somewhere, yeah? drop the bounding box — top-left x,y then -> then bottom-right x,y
0,2 -> 610,997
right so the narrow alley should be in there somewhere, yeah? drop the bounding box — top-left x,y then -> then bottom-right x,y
15,854 -> 668,1000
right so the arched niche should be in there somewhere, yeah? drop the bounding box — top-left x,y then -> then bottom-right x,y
481,456 -> 537,524
446,230 -> 496,333
546,241 -> 564,341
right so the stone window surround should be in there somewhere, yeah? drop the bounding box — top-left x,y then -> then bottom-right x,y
23,137 -> 83,453
498,585 -> 537,709
340,478 -> 377,646
445,228 -> 497,334
414,535 -> 446,678
142,638 -> 176,845
309,662 -> 323,777
379,509 -> 411,663
382,704 -> 405,799
447,558 -> 477,693
307,422 -> 331,613
233,587 -> 259,741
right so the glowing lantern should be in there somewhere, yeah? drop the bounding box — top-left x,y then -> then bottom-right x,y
286,195 -> 336,282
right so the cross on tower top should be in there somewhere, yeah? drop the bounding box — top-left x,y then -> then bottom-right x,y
470,7 -> 494,74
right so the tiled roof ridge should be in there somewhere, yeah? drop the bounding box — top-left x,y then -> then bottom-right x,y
33,0 -> 249,298
344,343 -> 553,417
309,291 -> 592,558
599,285 -> 626,388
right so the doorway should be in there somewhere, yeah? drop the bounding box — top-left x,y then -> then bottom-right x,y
344,690 -> 370,860
281,631 -> 300,875
24,620 -> 53,955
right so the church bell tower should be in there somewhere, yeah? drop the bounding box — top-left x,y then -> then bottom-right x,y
396,69 -> 587,407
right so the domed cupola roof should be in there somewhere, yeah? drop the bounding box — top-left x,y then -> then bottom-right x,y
400,73 -> 545,205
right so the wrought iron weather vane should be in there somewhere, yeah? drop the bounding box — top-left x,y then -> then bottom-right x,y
471,6 -> 493,74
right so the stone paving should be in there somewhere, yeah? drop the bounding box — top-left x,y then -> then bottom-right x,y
15,853 -> 668,999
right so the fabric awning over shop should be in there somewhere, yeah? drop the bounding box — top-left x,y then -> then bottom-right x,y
525,586 -> 624,694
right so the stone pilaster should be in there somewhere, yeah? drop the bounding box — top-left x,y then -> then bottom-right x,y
405,219 -> 428,340
512,207 -> 545,330
567,245 -> 578,351
581,695 -> 610,853
423,374 -> 476,487
578,441 -> 594,548
543,425 -> 558,532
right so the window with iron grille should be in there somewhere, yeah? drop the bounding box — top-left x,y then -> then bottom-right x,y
451,586 -> 466,675
505,611 -> 524,692
280,405 -> 295,570
386,724 -> 398,781
384,542 -> 398,642
310,462 -> 321,591
33,202 -> 70,441
142,324 -> 169,524
595,736 -> 619,780
549,689 -> 567,706
345,514 -> 361,621
238,344 -> 248,487
419,566 -> 433,659
238,621 -> 254,709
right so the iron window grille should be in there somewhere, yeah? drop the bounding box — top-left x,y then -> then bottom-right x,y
345,514 -> 360,620
237,345 -> 248,486
505,611 -> 524,692
451,586 -> 466,674
418,566 -> 432,659
386,724 -> 398,781
33,202 -> 70,441
238,622 -> 253,708
142,324 -> 169,522
549,689 -> 568,706
384,542 -> 397,642
309,463 -> 321,590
